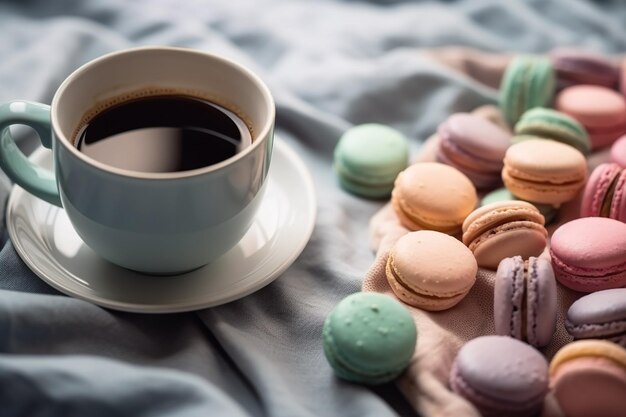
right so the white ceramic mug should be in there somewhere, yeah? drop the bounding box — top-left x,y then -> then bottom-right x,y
0,47 -> 275,274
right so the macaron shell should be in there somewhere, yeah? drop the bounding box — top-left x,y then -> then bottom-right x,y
587,124 -> 626,149
391,163 -> 477,233
323,292 -> 417,384
334,124 -> 409,177
449,362 -> 544,417
470,221 -> 547,270
386,262 -> 468,311
556,85 -> 626,128
611,135 -> 626,167
334,123 -> 409,198
550,339 -> 626,372
580,163 -> 621,218
550,217 -> 626,272
499,56 -> 555,125
566,288 -> 626,341
386,231 -> 477,311
551,356 -> 626,417
462,200 -> 544,244
526,257 -> 558,347
455,336 -> 549,403
503,139 -> 587,205
471,104 -> 512,132
513,107 -> 591,154
494,256 -> 525,340
503,139 -> 587,183
436,145 -> 502,190
609,169 -> 626,222
549,48 -> 620,88
437,113 -> 510,170
335,164 -> 396,199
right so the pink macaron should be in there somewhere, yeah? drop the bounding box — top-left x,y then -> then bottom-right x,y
611,135 -> 626,168
436,113 -> 511,189
550,217 -> 626,292
556,85 -> 626,149
580,163 -> 626,222
550,340 -> 626,417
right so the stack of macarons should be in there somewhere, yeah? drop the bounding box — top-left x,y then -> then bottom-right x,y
325,48 -> 626,414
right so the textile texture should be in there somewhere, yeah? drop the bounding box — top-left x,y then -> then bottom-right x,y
1,1 -> 625,416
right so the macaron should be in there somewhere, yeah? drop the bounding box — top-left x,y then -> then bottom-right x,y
471,104 -> 511,132
550,217 -> 626,292
450,335 -> 549,417
513,107 -> 591,154
550,340 -> 626,417
481,187 -> 558,224
565,288 -> 626,347
333,124 -> 409,199
580,163 -> 626,222
610,135 -> 626,168
436,113 -> 511,189
502,138 -> 587,206
391,162 -> 477,235
499,55 -> 555,125
385,230 -> 477,311
549,48 -> 620,90
322,292 -> 417,385
556,85 -> 626,149
494,256 -> 557,347
462,201 -> 547,270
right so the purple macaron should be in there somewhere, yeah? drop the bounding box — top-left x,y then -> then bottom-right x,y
565,288 -> 626,347
450,335 -> 549,417
436,113 -> 511,189
494,256 -> 558,347
549,48 -> 620,90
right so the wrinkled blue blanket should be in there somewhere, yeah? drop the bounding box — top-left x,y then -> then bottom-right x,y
1,1 -> 624,416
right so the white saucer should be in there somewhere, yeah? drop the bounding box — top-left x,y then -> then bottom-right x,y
6,139 -> 316,313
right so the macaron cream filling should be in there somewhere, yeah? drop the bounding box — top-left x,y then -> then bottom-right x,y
438,136 -> 503,174
462,205 -> 545,245
385,255 -> 472,300
391,190 -> 461,233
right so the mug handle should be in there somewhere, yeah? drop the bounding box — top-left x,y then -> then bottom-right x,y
0,101 -> 61,207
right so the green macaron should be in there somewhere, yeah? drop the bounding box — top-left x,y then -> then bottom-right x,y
499,56 -> 555,125
322,292 -> 417,385
513,107 -> 591,154
481,187 -> 559,224
333,124 -> 409,199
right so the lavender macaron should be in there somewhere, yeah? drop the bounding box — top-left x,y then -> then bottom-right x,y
450,335 -> 549,417
494,256 -> 558,347
565,288 -> 626,348
436,113 -> 511,189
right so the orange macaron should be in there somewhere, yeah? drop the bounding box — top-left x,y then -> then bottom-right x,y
502,138 -> 587,206
391,162 -> 477,235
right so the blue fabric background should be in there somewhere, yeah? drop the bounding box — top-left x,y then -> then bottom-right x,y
1,1 -> 625,415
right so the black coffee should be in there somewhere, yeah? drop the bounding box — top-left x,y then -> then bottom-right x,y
75,95 -> 251,172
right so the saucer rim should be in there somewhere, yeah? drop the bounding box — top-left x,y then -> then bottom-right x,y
7,138 -> 316,313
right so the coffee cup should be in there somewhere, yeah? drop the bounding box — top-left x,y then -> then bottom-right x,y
0,46 -> 275,274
